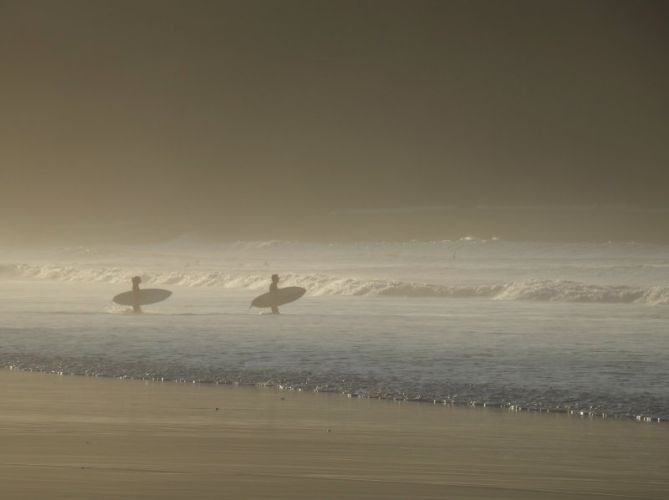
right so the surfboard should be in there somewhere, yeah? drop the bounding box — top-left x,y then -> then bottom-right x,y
112,289 -> 172,306
251,287 -> 306,308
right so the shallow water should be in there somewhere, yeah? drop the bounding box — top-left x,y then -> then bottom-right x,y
1,239 -> 668,420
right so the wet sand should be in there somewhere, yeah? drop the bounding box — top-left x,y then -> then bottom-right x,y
0,369 -> 667,499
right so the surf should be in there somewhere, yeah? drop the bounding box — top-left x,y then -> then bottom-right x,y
2,263 -> 668,305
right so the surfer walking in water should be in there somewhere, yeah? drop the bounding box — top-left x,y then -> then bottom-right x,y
269,274 -> 280,314
131,276 -> 142,314
249,275 -> 304,313
112,277 -> 170,312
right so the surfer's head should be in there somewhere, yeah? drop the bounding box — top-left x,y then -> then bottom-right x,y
271,274 -> 279,283
132,276 -> 142,286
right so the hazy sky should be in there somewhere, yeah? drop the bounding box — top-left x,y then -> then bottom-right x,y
1,0 -> 668,242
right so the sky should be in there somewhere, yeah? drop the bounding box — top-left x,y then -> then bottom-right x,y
1,0 -> 668,243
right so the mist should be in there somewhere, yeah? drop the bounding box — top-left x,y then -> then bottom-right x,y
1,0 -> 668,243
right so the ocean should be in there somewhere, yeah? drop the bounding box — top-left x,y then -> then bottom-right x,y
1,238 -> 667,420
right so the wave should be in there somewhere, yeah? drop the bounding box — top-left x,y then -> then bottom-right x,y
2,263 -> 668,305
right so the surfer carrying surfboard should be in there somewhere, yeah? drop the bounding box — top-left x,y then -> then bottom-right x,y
269,274 -> 280,314
112,279 -> 171,312
249,277 -> 305,312
131,276 -> 142,314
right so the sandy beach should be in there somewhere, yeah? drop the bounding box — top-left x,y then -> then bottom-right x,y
0,369 -> 666,499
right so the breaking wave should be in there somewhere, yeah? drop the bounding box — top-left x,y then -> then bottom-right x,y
1,263 -> 668,305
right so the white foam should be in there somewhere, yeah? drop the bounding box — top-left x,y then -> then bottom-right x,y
2,263 -> 667,305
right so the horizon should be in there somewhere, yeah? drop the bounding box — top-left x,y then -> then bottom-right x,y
2,203 -> 669,245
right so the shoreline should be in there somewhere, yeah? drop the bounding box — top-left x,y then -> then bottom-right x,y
1,368 -> 668,499
2,361 -> 664,424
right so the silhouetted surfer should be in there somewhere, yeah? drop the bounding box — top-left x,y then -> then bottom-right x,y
269,274 -> 280,314
249,276 -> 304,312
131,276 -> 142,314
112,278 -> 171,311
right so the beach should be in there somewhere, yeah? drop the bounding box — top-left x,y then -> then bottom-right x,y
3,1 -> 668,497
1,369 -> 667,499
1,239 -> 668,499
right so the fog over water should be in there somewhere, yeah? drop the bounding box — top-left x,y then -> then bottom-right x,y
1,2 -> 667,424
1,0 -> 668,243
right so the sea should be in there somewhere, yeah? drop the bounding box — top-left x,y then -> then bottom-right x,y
1,237 -> 667,421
